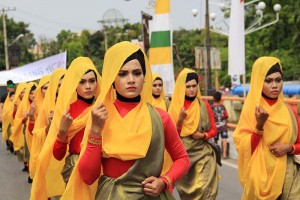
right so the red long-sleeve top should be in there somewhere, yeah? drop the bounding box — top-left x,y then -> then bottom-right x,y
53,99 -> 91,161
78,99 -> 190,185
181,99 -> 217,139
251,98 -> 300,154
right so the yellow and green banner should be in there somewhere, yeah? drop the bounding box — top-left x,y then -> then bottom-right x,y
149,0 -> 175,96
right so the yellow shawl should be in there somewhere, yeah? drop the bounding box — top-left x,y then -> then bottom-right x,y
168,68 -> 201,137
30,58 -> 101,200
29,69 -> 66,179
1,93 -> 14,143
233,57 -> 293,200
10,82 -> 37,151
61,41 -> 153,200
152,73 -> 168,111
26,75 -> 50,153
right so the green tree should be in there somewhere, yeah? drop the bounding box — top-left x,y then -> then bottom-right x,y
0,15 -> 35,70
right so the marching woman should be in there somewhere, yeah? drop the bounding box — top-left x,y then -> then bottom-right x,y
233,57 -> 300,200
168,68 -> 218,200
61,41 -> 190,200
10,82 -> 36,171
29,69 -> 66,180
30,58 -> 101,200
152,73 -> 173,177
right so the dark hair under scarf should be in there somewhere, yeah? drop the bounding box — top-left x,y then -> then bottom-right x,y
30,85 -> 37,92
186,72 -> 198,84
123,49 -> 146,75
266,63 -> 282,77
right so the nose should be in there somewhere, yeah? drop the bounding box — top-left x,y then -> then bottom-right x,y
85,82 -> 91,88
128,73 -> 135,83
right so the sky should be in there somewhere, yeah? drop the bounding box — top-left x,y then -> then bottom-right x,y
0,0 -> 224,41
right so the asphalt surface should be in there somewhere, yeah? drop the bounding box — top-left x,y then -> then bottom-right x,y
0,131 -> 242,200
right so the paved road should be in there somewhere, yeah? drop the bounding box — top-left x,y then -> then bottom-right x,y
0,131 -> 242,200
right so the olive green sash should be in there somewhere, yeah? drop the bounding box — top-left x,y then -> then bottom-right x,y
95,104 -> 174,200
176,99 -> 218,200
281,105 -> 300,200
61,154 -> 80,183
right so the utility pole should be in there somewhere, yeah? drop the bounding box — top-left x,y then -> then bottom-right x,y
2,7 -> 16,71
205,0 -> 212,95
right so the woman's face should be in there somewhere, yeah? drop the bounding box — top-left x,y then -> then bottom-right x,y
19,89 -> 25,100
76,71 -> 97,99
41,82 -> 49,98
29,89 -> 35,102
185,79 -> 198,98
114,59 -> 145,99
262,72 -> 283,99
152,79 -> 163,96
9,94 -> 15,101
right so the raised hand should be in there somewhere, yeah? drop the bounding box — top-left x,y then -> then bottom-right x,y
255,106 -> 269,131
58,108 -> 73,138
28,101 -> 36,122
90,102 -> 108,137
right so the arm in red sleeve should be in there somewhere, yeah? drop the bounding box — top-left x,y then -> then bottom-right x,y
290,106 -> 300,154
203,101 -> 217,139
13,110 -> 17,119
251,133 -> 261,154
53,140 -> 67,161
28,122 -> 35,135
156,108 -> 190,185
78,140 -> 102,185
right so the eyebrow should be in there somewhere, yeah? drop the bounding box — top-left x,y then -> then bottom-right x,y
119,69 -> 142,73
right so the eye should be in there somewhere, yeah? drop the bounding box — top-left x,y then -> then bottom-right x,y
79,80 -> 86,84
264,79 -> 272,84
158,84 -> 163,87
133,71 -> 142,76
89,79 -> 96,83
275,78 -> 282,83
118,72 -> 127,77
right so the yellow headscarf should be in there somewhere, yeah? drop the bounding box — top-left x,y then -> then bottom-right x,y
152,73 -> 168,111
30,58 -> 101,200
61,41 -> 153,200
233,57 -> 292,199
30,69 -> 66,179
168,68 -> 201,137
25,75 -> 51,153
10,82 -> 37,151
2,92 -> 15,143
7,82 -> 27,142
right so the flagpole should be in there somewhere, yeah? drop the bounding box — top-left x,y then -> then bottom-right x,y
205,0 -> 212,95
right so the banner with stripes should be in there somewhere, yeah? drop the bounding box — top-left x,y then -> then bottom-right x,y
149,0 -> 175,96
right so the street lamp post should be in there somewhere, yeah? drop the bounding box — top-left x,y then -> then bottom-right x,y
4,33 -> 24,71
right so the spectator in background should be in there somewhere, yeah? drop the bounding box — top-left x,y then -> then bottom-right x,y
211,91 -> 229,159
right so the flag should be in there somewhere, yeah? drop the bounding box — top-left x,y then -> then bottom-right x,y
228,0 -> 245,75
149,0 -> 175,96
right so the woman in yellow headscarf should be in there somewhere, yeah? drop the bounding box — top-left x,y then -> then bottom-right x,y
152,73 -> 170,111
2,91 -> 16,151
29,69 -> 66,180
30,58 -> 101,200
25,75 -> 50,183
61,41 -> 190,200
10,82 -> 37,171
151,73 -> 173,177
233,57 -> 300,200
168,68 -> 218,200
